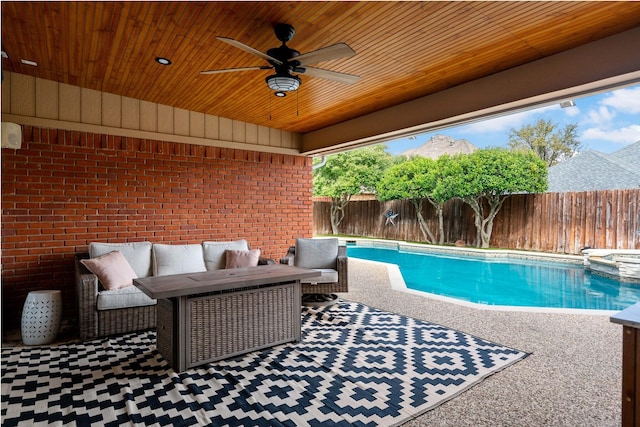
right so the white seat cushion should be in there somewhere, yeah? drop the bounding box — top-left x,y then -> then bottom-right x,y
202,240 -> 249,270
96,286 -> 156,311
301,268 -> 339,284
89,242 -> 153,278
152,243 -> 207,276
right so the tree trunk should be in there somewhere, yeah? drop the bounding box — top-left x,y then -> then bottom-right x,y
475,213 -> 485,247
464,195 -> 508,248
480,218 -> 492,248
461,197 -> 485,248
479,194 -> 508,248
436,204 -> 444,245
411,199 -> 436,244
425,199 -> 445,245
329,201 -> 342,234
330,196 -> 351,235
330,207 -> 340,234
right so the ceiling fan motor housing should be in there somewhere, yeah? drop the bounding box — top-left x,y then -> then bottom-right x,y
267,46 -> 301,71
268,24 -> 303,73
274,23 -> 295,43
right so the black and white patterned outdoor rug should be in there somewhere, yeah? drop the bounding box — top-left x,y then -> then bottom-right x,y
2,301 -> 528,426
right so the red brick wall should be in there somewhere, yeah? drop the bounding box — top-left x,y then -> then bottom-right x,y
1,126 -> 313,334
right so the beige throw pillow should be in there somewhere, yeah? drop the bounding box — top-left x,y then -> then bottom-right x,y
81,250 -> 138,290
225,249 -> 261,268
202,240 -> 249,270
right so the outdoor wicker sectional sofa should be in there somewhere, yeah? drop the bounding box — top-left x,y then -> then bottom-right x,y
75,240 -> 272,340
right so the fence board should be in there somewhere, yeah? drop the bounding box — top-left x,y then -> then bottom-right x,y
571,192 -> 581,253
587,192 -> 595,248
630,191 -> 640,246
313,189 -> 640,254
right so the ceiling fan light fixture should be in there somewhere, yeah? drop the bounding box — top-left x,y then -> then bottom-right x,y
266,73 -> 301,92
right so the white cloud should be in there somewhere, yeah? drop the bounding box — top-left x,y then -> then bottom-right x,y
602,87 -> 640,114
584,105 -> 616,127
579,87 -> 640,148
564,106 -> 581,117
581,124 -> 640,144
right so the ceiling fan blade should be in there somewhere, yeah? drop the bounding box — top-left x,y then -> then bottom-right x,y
200,66 -> 272,75
216,36 -> 282,65
293,43 -> 356,65
299,66 -> 360,84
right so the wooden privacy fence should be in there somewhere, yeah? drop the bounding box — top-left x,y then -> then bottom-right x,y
313,189 -> 640,255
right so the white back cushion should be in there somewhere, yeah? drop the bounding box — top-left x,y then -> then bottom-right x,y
152,244 -> 206,276
89,242 -> 153,278
295,238 -> 339,269
202,240 -> 249,270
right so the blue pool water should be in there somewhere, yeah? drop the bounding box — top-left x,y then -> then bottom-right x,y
347,246 -> 640,311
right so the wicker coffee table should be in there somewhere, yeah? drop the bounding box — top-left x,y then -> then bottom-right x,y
134,264 -> 320,371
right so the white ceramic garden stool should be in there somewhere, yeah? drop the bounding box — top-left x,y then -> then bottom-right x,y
21,290 -> 62,345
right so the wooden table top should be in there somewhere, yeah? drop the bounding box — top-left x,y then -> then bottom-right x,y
610,302 -> 640,329
134,264 -> 320,299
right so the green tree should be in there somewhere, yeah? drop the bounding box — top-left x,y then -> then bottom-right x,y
377,156 -> 454,244
508,118 -> 580,167
443,148 -> 547,248
313,145 -> 392,234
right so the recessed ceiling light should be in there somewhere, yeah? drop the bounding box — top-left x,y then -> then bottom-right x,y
274,91 -> 287,97
21,59 -> 37,66
155,57 -> 171,65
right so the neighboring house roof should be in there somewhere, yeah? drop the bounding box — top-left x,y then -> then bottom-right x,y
547,141 -> 640,192
609,140 -> 640,167
401,135 -> 478,159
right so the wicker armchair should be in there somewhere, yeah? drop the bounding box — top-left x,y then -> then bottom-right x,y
280,238 -> 348,304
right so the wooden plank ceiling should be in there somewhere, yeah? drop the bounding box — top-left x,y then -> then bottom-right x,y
2,1 -> 640,136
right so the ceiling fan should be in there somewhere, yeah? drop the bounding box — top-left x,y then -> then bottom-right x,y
201,23 -> 360,96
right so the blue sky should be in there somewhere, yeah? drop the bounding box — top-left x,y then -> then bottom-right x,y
385,84 -> 640,156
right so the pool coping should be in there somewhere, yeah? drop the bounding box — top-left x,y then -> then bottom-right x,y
341,238 -> 618,315
343,238 -> 585,264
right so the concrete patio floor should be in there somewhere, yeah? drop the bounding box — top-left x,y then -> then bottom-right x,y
343,258 -> 622,427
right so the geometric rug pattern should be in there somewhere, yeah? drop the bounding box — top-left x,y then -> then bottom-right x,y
2,301 -> 528,426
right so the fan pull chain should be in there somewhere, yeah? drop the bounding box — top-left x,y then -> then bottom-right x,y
269,91 -> 272,120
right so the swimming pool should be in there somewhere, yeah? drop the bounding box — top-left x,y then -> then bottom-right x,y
347,244 -> 640,311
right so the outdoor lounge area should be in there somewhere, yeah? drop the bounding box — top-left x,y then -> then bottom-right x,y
1,258 -> 623,425
2,2 -> 640,426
